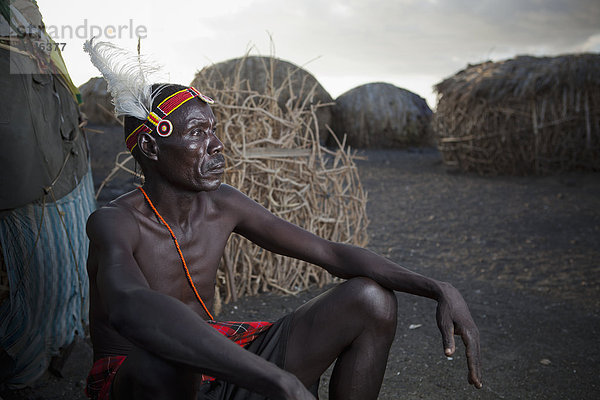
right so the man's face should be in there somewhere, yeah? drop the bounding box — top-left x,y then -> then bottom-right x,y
154,100 -> 225,192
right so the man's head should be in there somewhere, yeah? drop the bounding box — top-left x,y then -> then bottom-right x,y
83,40 -> 225,192
124,84 -> 226,192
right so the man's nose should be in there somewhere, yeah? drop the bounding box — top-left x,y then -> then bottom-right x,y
208,132 -> 224,155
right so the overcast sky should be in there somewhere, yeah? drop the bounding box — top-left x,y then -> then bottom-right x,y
37,0 -> 599,108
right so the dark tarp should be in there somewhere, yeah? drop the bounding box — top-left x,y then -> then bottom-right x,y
0,47 -> 89,209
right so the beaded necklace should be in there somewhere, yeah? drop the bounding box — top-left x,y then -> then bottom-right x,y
138,186 -> 215,321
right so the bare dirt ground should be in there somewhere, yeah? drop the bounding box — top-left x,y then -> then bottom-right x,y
1,127 -> 599,399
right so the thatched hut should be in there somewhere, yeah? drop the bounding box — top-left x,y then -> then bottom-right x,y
191,56 -> 334,144
79,77 -> 120,125
330,82 -> 433,148
434,54 -> 600,175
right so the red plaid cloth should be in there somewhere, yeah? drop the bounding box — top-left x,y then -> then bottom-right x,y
206,320 -> 273,347
202,320 -> 273,382
84,321 -> 273,398
85,355 -> 127,400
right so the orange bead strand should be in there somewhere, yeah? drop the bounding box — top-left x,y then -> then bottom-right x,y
138,187 -> 215,321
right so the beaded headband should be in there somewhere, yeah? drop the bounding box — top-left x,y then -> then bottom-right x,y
125,86 -> 215,152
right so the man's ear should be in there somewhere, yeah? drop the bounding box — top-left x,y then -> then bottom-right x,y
138,132 -> 159,161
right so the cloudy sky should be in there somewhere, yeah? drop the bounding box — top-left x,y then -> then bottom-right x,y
37,0 -> 599,108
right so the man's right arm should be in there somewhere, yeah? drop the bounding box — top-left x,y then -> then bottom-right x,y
86,206 -> 315,400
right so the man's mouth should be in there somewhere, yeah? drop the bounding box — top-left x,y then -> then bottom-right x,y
206,155 -> 226,175
207,162 -> 225,174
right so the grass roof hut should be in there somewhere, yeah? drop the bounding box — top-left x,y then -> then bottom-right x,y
191,55 -> 334,144
331,82 -> 433,148
434,54 -> 600,175
79,77 -> 119,125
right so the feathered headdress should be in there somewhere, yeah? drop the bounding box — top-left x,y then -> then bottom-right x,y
83,38 -> 160,120
83,39 -> 214,152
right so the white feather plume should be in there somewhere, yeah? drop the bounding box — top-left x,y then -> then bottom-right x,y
83,38 -> 163,120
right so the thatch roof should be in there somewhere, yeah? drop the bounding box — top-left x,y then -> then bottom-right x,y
434,53 -> 600,174
79,77 -> 120,125
331,82 -> 433,148
191,56 -> 334,144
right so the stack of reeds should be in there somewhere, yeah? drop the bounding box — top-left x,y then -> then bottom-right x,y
191,55 -> 334,145
192,57 -> 369,309
434,54 -> 600,174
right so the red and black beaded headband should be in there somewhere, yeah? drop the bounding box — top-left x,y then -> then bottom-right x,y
125,87 -> 214,152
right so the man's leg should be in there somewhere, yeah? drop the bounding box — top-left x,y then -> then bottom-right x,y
111,346 -> 201,400
285,277 -> 398,400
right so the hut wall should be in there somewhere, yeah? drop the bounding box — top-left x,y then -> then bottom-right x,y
434,55 -> 600,175
79,77 -> 120,125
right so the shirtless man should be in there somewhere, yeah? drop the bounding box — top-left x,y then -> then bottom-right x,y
83,36 -> 480,400
84,80 -> 482,399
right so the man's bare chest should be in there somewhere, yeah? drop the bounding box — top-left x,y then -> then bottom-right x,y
132,217 -> 232,299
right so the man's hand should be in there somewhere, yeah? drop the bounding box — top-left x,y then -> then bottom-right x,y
435,282 -> 483,389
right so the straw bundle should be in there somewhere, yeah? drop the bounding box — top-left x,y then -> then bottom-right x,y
332,82 -> 433,148
192,57 -> 369,308
191,55 -> 334,144
434,54 -> 600,174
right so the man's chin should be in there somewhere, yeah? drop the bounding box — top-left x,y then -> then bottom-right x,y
198,178 -> 222,192
207,180 -> 222,191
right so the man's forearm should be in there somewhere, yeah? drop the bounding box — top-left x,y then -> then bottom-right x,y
324,243 -> 483,389
108,288 -> 299,398
327,243 -> 444,300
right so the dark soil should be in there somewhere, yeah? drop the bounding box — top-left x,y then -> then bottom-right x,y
2,129 -> 599,399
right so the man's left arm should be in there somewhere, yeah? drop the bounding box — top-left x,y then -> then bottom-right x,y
227,185 -> 482,388
327,242 -> 482,388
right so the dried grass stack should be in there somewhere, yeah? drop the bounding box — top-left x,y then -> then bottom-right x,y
191,55 -> 334,144
332,82 -> 433,148
79,77 -> 121,125
192,57 -> 369,308
434,54 -> 600,174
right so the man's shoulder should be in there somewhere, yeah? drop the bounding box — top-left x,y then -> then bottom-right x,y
90,190 -> 140,221
209,183 -> 251,210
106,188 -> 145,210
210,183 -> 265,222
87,190 -> 142,244
213,183 -> 240,197
212,183 -> 252,205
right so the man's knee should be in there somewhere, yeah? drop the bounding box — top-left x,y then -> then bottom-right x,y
344,277 -> 398,330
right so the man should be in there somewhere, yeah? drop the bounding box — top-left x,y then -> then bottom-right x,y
84,41 -> 481,400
